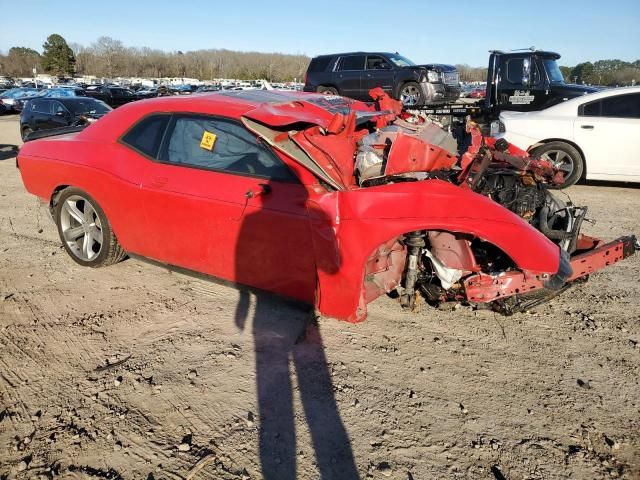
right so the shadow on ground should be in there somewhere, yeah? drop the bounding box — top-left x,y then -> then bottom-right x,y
234,290 -> 359,480
0,144 -> 18,161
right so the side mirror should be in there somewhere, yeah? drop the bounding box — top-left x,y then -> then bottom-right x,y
522,57 -> 531,86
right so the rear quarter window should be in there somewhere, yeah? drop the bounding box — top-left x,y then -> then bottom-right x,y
308,56 -> 333,73
121,115 -> 171,158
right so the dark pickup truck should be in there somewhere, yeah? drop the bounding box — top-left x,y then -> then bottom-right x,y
84,85 -> 138,107
303,51 -> 460,106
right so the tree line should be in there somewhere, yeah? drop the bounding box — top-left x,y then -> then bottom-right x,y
560,59 -> 640,86
0,34 -> 310,82
1,34 -> 638,86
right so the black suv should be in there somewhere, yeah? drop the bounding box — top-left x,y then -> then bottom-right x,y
304,52 -> 460,106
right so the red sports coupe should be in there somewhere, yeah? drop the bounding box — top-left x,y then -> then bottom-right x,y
17,89 -> 637,322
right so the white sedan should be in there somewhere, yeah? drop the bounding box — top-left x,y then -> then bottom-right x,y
495,86 -> 640,187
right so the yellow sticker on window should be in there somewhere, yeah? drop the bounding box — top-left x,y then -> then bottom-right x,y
200,131 -> 217,151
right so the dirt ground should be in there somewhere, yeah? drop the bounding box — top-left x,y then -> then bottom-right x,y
1,114 -> 639,480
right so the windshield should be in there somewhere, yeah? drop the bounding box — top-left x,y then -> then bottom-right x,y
66,99 -> 112,115
387,54 -> 416,68
544,58 -> 565,85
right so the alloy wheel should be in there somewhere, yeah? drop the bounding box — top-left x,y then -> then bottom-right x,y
59,195 -> 104,261
540,150 -> 574,178
400,85 -> 421,106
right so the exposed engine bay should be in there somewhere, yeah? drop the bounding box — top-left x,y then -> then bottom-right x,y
242,88 -> 637,318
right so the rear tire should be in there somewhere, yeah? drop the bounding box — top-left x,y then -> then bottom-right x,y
54,187 -> 127,268
21,126 -> 33,141
530,141 -> 584,188
317,86 -> 338,95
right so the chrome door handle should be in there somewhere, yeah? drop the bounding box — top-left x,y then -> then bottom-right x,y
581,125 -> 594,129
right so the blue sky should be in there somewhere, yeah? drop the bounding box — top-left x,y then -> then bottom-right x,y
1,0 -> 638,66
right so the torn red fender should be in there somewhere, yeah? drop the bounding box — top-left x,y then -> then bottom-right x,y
463,235 -> 637,302
369,87 -> 403,115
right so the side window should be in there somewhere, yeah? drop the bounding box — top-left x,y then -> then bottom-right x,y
600,93 -> 640,119
336,55 -> 365,71
505,58 -> 524,84
31,99 -> 52,114
160,115 -> 297,181
366,56 -> 391,70
121,115 -> 170,158
581,100 -> 601,117
52,102 -> 68,115
308,56 -> 332,73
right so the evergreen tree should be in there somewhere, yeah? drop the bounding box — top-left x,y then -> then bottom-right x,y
42,34 -> 76,76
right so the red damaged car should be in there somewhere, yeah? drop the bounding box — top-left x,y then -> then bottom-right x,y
17,89 -> 637,322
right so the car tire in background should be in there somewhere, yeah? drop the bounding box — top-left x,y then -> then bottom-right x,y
399,82 -> 423,107
317,86 -> 338,95
54,187 -> 127,268
530,141 -> 584,189
21,126 -> 33,141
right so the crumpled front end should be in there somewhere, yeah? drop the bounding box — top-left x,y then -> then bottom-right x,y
243,88 -> 638,321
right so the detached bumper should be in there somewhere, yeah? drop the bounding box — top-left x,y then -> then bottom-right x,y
464,235 -> 637,303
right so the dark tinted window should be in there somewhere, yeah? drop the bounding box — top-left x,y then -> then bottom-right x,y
121,115 -> 170,158
160,115 -> 296,181
601,93 -> 640,118
30,99 -> 52,114
52,101 -> 68,115
505,58 -> 524,84
308,56 -> 333,73
336,55 -> 365,71
366,55 -> 391,70
581,100 -> 601,116
65,99 -> 111,115
581,93 -> 640,118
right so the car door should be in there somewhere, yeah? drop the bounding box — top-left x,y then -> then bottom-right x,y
138,113 -> 317,302
334,55 -> 365,99
574,92 -> 640,180
497,55 -> 548,111
28,99 -> 52,130
48,101 -> 73,129
362,55 -> 395,96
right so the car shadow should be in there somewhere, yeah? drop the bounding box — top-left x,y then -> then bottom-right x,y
0,144 -> 18,161
580,179 -> 640,190
234,181 -> 359,480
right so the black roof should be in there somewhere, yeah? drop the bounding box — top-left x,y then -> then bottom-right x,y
490,49 -> 561,59
39,96 -> 104,104
312,51 -> 399,58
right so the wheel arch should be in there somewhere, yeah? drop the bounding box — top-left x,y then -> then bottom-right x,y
315,210 -> 561,323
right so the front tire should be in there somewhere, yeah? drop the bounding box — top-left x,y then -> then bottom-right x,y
54,188 -> 126,267
530,141 -> 584,188
399,82 -> 423,107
